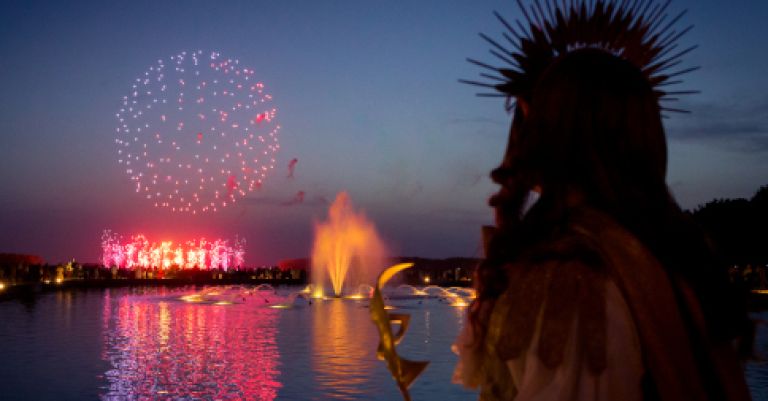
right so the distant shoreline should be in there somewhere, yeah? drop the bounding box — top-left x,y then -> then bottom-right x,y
0,276 -> 473,303
0,277 -> 303,302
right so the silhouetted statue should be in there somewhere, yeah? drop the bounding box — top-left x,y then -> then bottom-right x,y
453,1 -> 752,400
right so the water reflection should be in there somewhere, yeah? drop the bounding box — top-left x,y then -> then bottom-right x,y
100,288 -> 281,400
91,287 -> 476,401
311,299 -> 377,400
747,312 -> 768,401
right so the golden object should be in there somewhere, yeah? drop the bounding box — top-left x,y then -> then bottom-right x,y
370,263 -> 429,401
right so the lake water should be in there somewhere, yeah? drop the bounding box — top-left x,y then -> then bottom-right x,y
0,286 -> 475,401
0,286 -> 765,401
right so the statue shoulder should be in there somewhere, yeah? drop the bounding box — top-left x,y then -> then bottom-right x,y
487,214 -> 614,373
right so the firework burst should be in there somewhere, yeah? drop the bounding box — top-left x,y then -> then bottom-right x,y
115,50 -> 280,214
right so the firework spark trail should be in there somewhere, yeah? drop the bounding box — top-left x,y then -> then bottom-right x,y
115,50 -> 280,214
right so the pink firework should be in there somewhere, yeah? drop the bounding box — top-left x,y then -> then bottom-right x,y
115,50 -> 280,214
101,229 -> 246,270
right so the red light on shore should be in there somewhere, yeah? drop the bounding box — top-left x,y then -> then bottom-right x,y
101,229 -> 245,270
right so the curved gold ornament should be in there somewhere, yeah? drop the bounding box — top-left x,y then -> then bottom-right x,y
370,263 -> 429,401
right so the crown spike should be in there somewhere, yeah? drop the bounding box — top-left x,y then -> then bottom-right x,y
480,33 -> 514,56
516,20 -> 532,40
481,73 -> 508,82
637,0 -> 654,18
655,9 -> 687,40
531,2 -> 546,27
490,49 -> 519,66
664,90 -> 701,95
625,0 -> 642,15
477,93 -> 509,98
647,0 -> 674,34
665,65 -> 700,78
661,107 -> 691,113
502,32 -> 524,52
646,45 -> 696,74
656,25 -> 694,52
517,0 -> 537,27
544,0 -> 557,22
494,11 -> 526,42
466,58 -> 501,72
459,79 -> 499,89
656,79 -> 683,86
644,1 -> 670,33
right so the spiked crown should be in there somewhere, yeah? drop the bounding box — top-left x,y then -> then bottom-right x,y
462,0 -> 699,114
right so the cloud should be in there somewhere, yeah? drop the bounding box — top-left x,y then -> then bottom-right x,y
667,96 -> 768,153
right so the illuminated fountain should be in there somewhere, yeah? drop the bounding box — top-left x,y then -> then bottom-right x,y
311,192 -> 387,298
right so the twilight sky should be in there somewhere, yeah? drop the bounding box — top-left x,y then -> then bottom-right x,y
1,0 -> 767,265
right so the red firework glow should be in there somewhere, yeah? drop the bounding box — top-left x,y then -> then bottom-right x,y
101,230 -> 245,270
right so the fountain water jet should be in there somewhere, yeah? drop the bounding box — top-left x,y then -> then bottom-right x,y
312,192 -> 387,297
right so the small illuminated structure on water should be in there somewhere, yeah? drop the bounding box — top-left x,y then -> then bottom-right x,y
180,294 -> 203,303
0,282 -> 5,291
449,296 -> 470,307
101,229 -> 245,270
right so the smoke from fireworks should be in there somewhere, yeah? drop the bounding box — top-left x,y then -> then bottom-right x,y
287,158 -> 298,178
283,190 -> 305,206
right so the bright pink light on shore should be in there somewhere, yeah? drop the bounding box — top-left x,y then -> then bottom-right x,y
101,230 -> 245,270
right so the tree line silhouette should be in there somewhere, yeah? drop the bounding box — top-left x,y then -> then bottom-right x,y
691,184 -> 768,267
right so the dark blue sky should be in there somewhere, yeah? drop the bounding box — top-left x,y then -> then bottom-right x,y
1,0 -> 767,265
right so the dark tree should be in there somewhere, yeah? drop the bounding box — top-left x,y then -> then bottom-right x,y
692,185 -> 768,266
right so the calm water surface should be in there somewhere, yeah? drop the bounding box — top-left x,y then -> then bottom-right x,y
747,310 -> 768,401
0,287 -> 475,401
0,287 -> 765,400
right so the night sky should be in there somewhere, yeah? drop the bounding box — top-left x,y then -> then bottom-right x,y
1,0 -> 767,265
